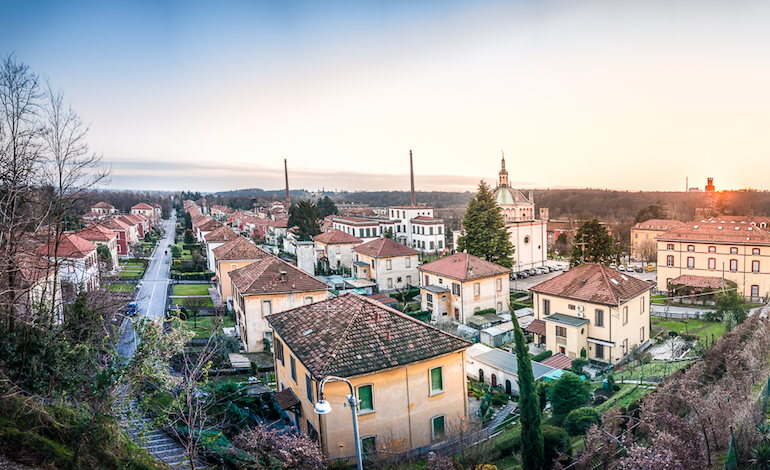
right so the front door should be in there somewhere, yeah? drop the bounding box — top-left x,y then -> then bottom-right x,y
505,380 -> 512,395
479,369 -> 484,383
491,374 -> 497,388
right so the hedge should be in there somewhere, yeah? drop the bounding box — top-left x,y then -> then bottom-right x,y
532,350 -> 553,362
171,271 -> 214,281
474,308 -> 497,316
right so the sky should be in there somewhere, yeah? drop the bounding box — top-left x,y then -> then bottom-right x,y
3,0 -> 769,193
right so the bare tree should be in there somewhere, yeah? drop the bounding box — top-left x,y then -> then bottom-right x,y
183,296 -> 210,329
637,239 -> 657,266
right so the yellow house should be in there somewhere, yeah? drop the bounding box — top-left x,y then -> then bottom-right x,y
530,263 -> 652,365
656,216 -> 770,300
230,255 -> 329,352
313,229 -> 362,272
418,253 -> 511,324
353,238 -> 420,292
212,236 -> 270,310
630,219 -> 683,260
266,293 -> 470,459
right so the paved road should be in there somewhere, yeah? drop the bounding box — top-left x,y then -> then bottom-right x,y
117,214 -> 176,358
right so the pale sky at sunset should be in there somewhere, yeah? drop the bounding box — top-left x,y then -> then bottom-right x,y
3,0 -> 769,193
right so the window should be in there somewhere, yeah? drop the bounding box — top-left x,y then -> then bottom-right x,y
290,356 -> 296,382
730,259 -> 738,272
305,296 -> 313,305
497,301 -> 502,311
640,297 -> 645,313
753,260 -> 760,273
336,246 -> 341,254
438,241 -> 443,249
473,283 -> 480,297
635,233 -> 638,239
708,246 -> 716,253
687,245 -> 695,252
496,278 -> 503,292
426,293 -> 433,305
667,255 -> 674,267
640,327 -> 645,342
386,259 -> 392,270
358,384 -> 374,412
543,299 -> 551,316
754,248 -> 761,255
274,338 -> 284,364
405,257 -> 411,268
708,258 -> 716,270
406,275 -> 412,284
451,283 -> 460,296
623,306 -> 629,325
568,304 -> 576,310
687,257 -> 695,269
667,244 -> 674,251
425,275 -> 430,285
360,229 -> 365,237
430,241 -> 434,250
731,247 -> 738,254
306,374 -> 313,401
438,227 -> 442,234
387,278 -> 393,289
262,300 -> 272,316
430,367 -> 444,395
371,260 -> 375,268
429,227 -> 433,235
595,344 -> 604,359
397,276 -> 402,283
432,415 -> 446,441
362,436 -> 377,454
752,285 -> 760,297
555,326 -> 567,338
231,263 -> 238,271
595,309 -> 604,327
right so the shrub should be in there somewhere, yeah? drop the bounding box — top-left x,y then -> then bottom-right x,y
491,393 -> 508,406
496,428 -> 521,456
569,358 -> 588,376
551,372 -> 589,416
532,350 -> 553,362
542,425 -> 572,468
475,308 -> 497,316
612,384 -> 621,392
564,407 -> 602,436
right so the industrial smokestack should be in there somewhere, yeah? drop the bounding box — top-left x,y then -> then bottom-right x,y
284,159 -> 290,208
410,150 -> 416,206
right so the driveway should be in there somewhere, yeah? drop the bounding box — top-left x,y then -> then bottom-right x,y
117,214 -> 176,358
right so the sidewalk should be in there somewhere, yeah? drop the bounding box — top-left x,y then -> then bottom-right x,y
487,401 -> 518,430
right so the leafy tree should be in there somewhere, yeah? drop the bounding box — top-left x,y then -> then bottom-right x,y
564,407 -> 602,436
634,202 -> 667,223
569,357 -> 588,377
569,218 -> 616,267
542,425 -> 572,468
184,228 -> 195,244
550,371 -> 589,416
96,244 -> 111,264
316,195 -> 338,218
715,289 -> 749,331
287,199 -> 321,241
184,211 -> 192,229
384,228 -> 394,239
457,181 -> 514,268
512,315 -> 544,470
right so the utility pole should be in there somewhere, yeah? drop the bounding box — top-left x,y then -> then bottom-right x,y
576,234 -> 588,264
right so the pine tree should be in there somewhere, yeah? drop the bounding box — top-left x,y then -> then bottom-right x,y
287,199 -> 321,241
457,181 -> 514,268
513,314 -> 545,470
569,218 -> 616,267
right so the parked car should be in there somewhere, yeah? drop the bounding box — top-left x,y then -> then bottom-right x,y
634,266 -> 644,273
518,272 -> 528,278
125,302 -> 138,317
618,265 -> 626,271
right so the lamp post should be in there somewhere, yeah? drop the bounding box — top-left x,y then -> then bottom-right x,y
315,376 -> 363,470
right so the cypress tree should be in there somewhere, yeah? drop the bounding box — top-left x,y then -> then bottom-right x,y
457,180 -> 514,268
513,314 -> 544,470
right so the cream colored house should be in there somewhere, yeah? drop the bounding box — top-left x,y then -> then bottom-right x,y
212,236 -> 269,311
353,238 -> 420,292
418,253 -> 511,324
656,216 -> 770,300
267,293 -> 470,458
77,223 -> 119,271
204,225 -> 239,272
313,229 -> 362,272
230,255 -> 328,352
630,219 -> 683,260
530,263 -> 652,365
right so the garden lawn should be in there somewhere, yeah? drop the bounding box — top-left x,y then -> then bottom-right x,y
614,359 -> 694,384
173,284 -> 211,296
652,318 -> 725,340
182,316 -> 235,338
109,283 -> 135,293
177,297 -> 213,308
118,271 -> 142,280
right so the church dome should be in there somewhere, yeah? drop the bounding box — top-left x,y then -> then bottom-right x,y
494,186 -> 517,206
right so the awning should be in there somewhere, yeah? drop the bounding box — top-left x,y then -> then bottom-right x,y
587,337 -> 616,347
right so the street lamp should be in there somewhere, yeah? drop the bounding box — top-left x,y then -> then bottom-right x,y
315,376 -> 363,470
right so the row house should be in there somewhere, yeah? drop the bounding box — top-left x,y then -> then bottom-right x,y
266,218 -> 288,245
8,251 -> 64,323
530,263 -> 652,364
213,236 -> 270,310
656,217 -> 770,300
131,203 -> 156,228
230,255 -> 328,352
267,293 -> 470,456
353,238 -> 419,292
313,229 -> 362,271
37,233 -> 100,293
101,218 -> 131,257
77,223 -> 119,271
203,225 -> 239,272
194,217 -> 223,243
418,253 -> 510,324
630,219 -> 684,259
117,215 -> 143,242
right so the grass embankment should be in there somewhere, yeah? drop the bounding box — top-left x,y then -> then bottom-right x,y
173,284 -> 211,296
651,317 -> 725,340
594,384 -> 652,412
182,316 -> 234,338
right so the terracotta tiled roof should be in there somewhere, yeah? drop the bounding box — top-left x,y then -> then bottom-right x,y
197,218 -> 223,232
313,229 -> 362,245
540,353 -> 573,370
271,219 -> 288,228
633,219 -> 684,231
530,263 -> 652,306
131,203 -> 153,210
267,293 -> 470,379
230,255 -> 328,295
16,251 -> 55,285
37,233 -> 96,258
668,275 -> 736,289
354,238 -> 419,258
419,253 -> 510,281
411,216 -> 442,222
78,224 -> 117,242
204,225 -> 238,242
92,202 -> 114,209
117,215 -> 140,227
656,217 -> 770,244
525,319 -> 546,336
212,236 -> 269,261
102,217 -> 129,231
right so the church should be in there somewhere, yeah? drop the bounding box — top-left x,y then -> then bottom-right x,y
491,154 -> 548,272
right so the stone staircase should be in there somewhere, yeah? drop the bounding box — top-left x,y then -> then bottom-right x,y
119,400 -> 210,470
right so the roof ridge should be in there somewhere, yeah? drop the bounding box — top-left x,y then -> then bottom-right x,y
597,264 -> 618,304
320,295 -> 366,378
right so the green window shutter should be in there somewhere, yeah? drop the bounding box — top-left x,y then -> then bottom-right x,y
431,368 -> 443,392
359,385 -> 373,411
432,415 -> 445,439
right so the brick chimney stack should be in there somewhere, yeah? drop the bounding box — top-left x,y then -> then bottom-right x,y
410,150 -> 416,206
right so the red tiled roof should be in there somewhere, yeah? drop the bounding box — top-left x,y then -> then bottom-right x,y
16,252 -> 55,285
656,217 -> 770,244
37,233 -> 96,258
419,252 -> 510,281
102,217 -> 129,231
267,293 -> 470,379
313,229 -> 362,245
353,238 -> 419,258
411,216 -> 442,222
131,203 -> 153,210
540,353 -> 573,370
530,263 -> 652,306
196,218 -> 223,232
204,225 -> 238,242
78,224 -> 117,242
212,236 -> 270,261
92,202 -> 114,209
525,319 -> 546,336
668,275 -> 736,289
230,255 -> 328,295
633,219 -> 684,231
118,215 -> 140,226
